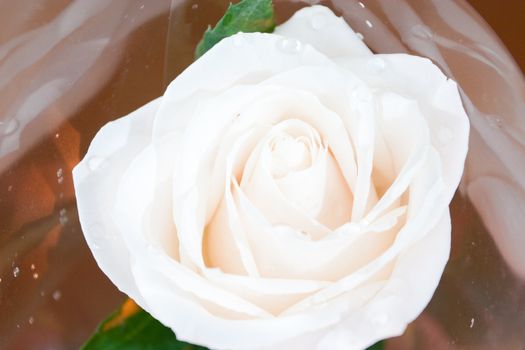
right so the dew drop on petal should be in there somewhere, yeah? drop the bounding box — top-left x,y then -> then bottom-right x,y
89,223 -> 107,249
32,273 -> 39,279
191,3 -> 198,10
367,57 -> 385,73
30,264 -> 35,271
358,1 -> 365,8
356,32 -> 364,40
28,317 -> 34,325
87,156 -> 105,171
365,20 -> 373,28
13,266 -> 20,277
310,13 -> 326,30
277,38 -> 302,54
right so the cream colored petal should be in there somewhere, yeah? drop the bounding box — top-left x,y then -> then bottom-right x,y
364,93 -> 432,223
153,32 -> 332,139
275,5 -> 372,59
261,66 -> 363,191
313,212 -> 451,350
286,150 -> 446,309
112,142 -> 273,320
72,98 -> 161,305
235,182 -> 403,281
132,262 -> 345,350
339,54 -> 469,202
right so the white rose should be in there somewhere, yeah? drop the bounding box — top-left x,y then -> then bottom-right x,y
73,5 -> 469,350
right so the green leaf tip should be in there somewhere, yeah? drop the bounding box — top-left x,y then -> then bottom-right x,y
195,0 -> 276,59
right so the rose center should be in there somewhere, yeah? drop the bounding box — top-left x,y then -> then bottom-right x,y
269,134 -> 311,178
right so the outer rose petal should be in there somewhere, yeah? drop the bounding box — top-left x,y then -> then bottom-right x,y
275,6 -> 372,59
72,98 -> 161,305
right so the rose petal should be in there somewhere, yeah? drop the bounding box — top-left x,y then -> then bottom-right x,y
275,5 -> 372,59
153,32 -> 332,138
340,54 -> 470,201
313,212 -> 451,350
72,98 -> 161,305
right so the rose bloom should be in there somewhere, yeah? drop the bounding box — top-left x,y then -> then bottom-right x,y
73,5 -> 469,350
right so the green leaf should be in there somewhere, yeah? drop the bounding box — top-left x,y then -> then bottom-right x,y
81,299 -> 207,350
367,341 -> 385,350
195,0 -> 276,59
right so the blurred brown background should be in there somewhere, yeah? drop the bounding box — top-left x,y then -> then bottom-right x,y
468,0 -> 525,71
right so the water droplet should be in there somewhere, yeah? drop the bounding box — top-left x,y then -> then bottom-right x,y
32,273 -> 39,279
485,114 -> 503,128
59,208 -> 68,225
30,264 -> 35,270
3,119 -> 19,136
0,277 -> 3,283
88,156 -> 105,171
52,290 -> 62,301
277,38 -> 302,54
438,127 -> 453,145
191,3 -> 198,10
139,4 -> 144,9
356,32 -> 364,40
232,35 -> 244,48
354,86 -> 372,102
358,1 -> 365,8
55,133 -> 60,138
13,266 -> 20,277
365,20 -> 373,28
28,317 -> 34,325
367,57 -> 385,73
89,224 -> 107,249
411,24 -> 434,39
469,318 -> 475,328
310,13 -> 326,30
57,168 -> 64,184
